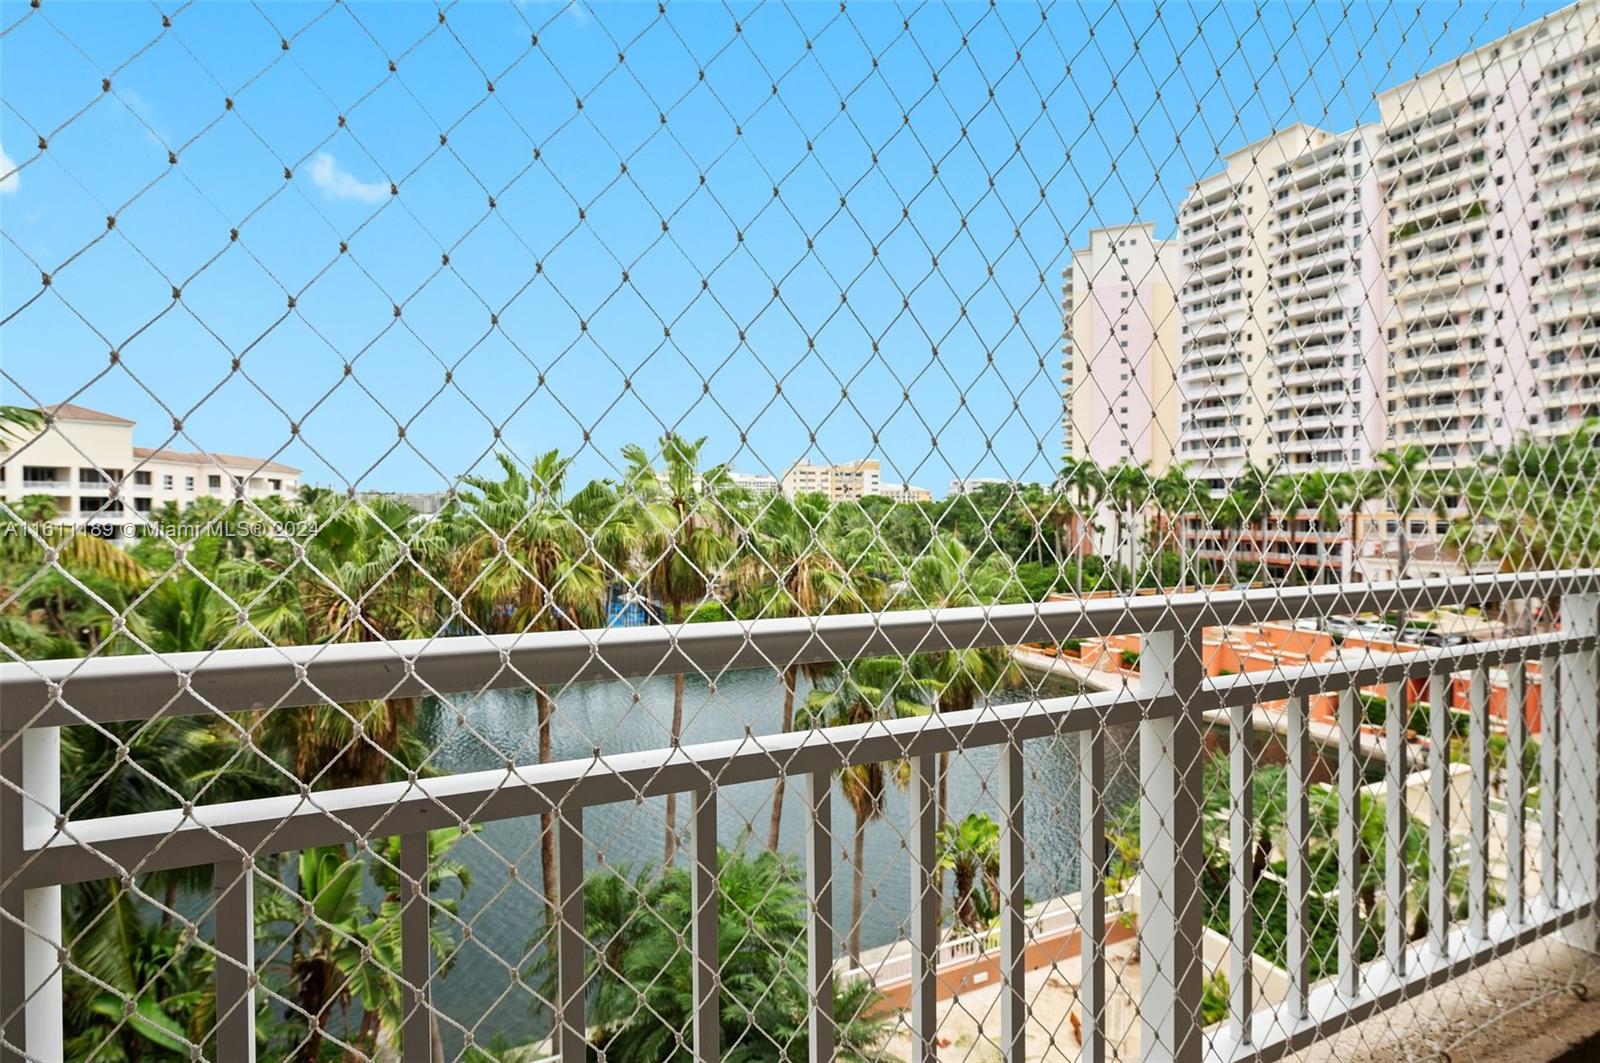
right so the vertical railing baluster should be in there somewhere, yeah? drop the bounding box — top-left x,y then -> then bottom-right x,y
1384,680 -> 1409,972
1138,625 -> 1204,1063
1468,668 -> 1489,938
400,831 -> 431,1063
910,754 -> 939,1063
1286,694 -> 1311,1019
214,858 -> 255,1062
1080,729 -> 1106,1063
1428,671 -> 1452,955
1228,698 -> 1254,1035
692,789 -> 720,1062
1541,652 -> 1561,908
557,805 -> 586,1063
999,737 -> 1026,1061
806,772 -> 834,1063
0,725 -> 62,1060
1337,687 -> 1362,996
1506,661 -> 1528,925
1557,592 -> 1600,948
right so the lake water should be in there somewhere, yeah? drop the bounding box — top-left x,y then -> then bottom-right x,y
414,667 -> 1141,1052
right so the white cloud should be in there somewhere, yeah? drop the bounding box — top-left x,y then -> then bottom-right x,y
0,146 -> 18,195
308,152 -> 387,204
567,1 -> 590,25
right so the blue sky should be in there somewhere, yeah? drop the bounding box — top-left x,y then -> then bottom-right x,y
0,1 -> 1565,497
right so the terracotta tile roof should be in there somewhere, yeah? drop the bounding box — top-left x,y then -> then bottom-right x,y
131,446 -> 300,476
40,402 -> 136,426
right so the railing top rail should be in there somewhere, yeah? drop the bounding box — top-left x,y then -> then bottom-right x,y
0,568 -> 1589,728
19,685 -> 1170,889
14,618 -> 1591,890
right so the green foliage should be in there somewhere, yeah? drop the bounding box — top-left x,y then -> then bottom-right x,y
937,812 -> 1002,932
1200,968 -> 1230,1027
543,848 -> 889,1062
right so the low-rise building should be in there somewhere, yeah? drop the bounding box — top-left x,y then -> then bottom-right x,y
0,402 -> 300,539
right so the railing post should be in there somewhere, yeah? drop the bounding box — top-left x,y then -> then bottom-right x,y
1542,651 -> 1562,909
909,754 -> 940,1063
1337,687 -> 1362,995
1559,591 -> 1600,950
1137,622 -> 1204,1063
1427,671 -> 1452,956
1080,729 -> 1107,1063
1285,694 -> 1311,1018
556,805 -> 586,1063
806,772 -> 834,1063
1227,697 -> 1254,1033
999,738 -> 1026,1061
1383,681 -> 1409,972
0,726 -> 62,1062
400,831 -> 432,1063
1506,663 -> 1528,925
1468,668 -> 1490,938
214,858 -> 255,1062
692,789 -> 719,1062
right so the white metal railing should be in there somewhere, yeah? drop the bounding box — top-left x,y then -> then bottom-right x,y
1,570 -> 1598,1062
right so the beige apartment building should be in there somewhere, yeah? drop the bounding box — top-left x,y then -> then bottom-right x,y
780,459 -> 930,503
1176,124 -> 1342,487
1265,124 -> 1390,473
1,403 -> 300,539
1061,223 -> 1182,474
1375,0 -> 1600,466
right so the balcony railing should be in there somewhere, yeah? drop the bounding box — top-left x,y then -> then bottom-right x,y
2,571 -> 1597,1062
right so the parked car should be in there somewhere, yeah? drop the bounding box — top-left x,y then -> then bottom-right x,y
1322,616 -> 1355,636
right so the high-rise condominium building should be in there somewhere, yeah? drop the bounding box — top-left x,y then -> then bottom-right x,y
1531,14 -> 1600,435
1265,125 -> 1389,473
1375,0 -> 1600,465
1061,223 -> 1182,473
1176,125 -> 1332,486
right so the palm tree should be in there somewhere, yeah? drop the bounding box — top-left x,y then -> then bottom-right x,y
552,847 -> 889,1061
1104,460 -> 1152,588
1335,469 -> 1381,583
902,534 -> 1015,818
0,404 -> 43,442
1375,445 -> 1431,580
740,492 -> 862,851
937,812 -> 1001,934
800,657 -> 926,959
1151,462 -> 1200,589
1056,456 -> 1106,561
1205,490 -> 1252,586
258,834 -> 468,1062
224,494 -> 445,788
622,434 -> 744,860
454,451 -> 608,918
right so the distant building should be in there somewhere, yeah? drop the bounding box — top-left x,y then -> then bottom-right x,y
359,491 -> 451,517
1062,222 -> 1182,475
782,459 -> 880,500
726,471 -> 781,495
881,482 -> 934,504
948,477 -> 1018,495
0,403 -> 300,540
780,459 -> 929,503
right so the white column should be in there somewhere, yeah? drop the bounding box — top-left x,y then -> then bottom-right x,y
1137,625 -> 1204,1063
